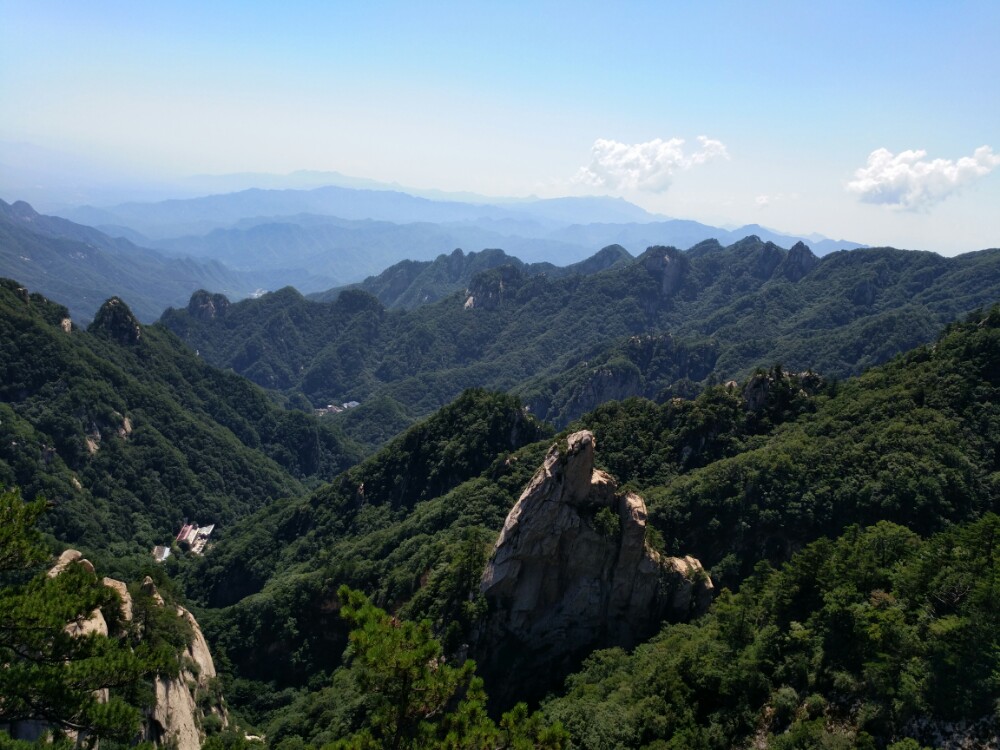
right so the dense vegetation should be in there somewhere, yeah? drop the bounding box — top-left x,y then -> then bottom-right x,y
183,308 -> 1000,747
308,245 -> 633,310
180,389 -> 550,708
161,237 -> 1000,443
0,278 -> 361,556
5,258 -> 1000,747
542,516 -> 1000,749
263,586 -> 567,749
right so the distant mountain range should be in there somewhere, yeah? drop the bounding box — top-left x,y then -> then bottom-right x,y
2,178 -> 866,321
43,183 -> 864,296
0,199 -> 271,321
58,186 -> 663,239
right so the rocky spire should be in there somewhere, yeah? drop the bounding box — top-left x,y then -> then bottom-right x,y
88,297 -> 142,345
477,430 -> 713,705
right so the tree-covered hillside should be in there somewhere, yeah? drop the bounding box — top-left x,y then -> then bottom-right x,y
180,309 -> 1000,746
542,515 -> 1000,749
161,237 -> 1000,443
0,278 -> 362,554
181,391 -> 550,692
307,245 -> 633,309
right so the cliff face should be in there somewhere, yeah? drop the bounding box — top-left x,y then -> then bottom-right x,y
9,553 -> 227,750
142,577 -> 229,750
187,290 -> 231,321
463,265 -> 524,310
478,430 -> 712,704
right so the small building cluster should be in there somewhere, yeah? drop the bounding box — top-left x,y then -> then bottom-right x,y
314,400 -> 360,416
176,522 -> 215,554
151,522 -> 215,562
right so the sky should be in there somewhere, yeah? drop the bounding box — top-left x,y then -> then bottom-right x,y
1,0 -> 999,253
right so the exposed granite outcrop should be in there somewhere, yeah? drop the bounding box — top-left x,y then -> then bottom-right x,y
478,430 -> 712,704
642,246 -> 689,297
779,241 -> 819,282
463,264 -> 524,310
742,367 -> 824,413
187,290 -> 230,321
8,551 -> 226,750
145,578 -> 227,750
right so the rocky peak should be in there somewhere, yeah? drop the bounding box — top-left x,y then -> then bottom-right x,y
478,430 -> 712,704
742,367 -> 824,413
11,551 -> 228,750
780,241 -> 819,282
641,246 -> 688,297
186,290 -> 230,321
463,264 -> 524,310
89,297 -> 142,345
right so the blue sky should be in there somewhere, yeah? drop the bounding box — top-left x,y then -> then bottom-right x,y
2,1 -> 998,252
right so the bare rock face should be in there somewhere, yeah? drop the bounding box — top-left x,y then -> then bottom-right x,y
102,577 -> 133,622
642,246 -> 688,298
463,264 -> 524,310
149,608 -> 225,750
779,241 -> 819,282
10,551 -> 227,750
187,290 -> 230,321
478,431 -> 712,703
142,580 -> 228,750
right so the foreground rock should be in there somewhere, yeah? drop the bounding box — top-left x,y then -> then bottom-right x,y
143,578 -> 228,750
477,430 -> 713,705
4,553 -> 227,750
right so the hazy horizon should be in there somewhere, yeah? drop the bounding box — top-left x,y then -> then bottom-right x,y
2,1 -> 998,255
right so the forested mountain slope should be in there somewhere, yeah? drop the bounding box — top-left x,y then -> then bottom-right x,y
161,237 -> 1000,438
542,514 -> 1000,748
307,245 -> 633,309
0,199 -> 260,321
182,309 -> 1000,745
0,279 -> 361,553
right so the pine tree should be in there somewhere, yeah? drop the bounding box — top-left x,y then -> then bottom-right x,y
328,586 -> 566,749
0,488 -> 174,746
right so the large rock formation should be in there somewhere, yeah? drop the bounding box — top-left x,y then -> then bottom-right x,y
463,264 -> 524,310
779,241 -> 819,282
88,297 -> 142,345
478,430 -> 712,704
143,578 -> 228,750
641,246 -> 688,298
6,551 -> 227,750
187,290 -> 230,321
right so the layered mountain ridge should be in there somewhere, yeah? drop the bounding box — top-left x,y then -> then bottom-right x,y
161,236 -> 1000,444
0,199 -> 267,321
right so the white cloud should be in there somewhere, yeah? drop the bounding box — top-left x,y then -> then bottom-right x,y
847,145 -> 1000,210
755,194 -> 770,207
576,135 -> 728,193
